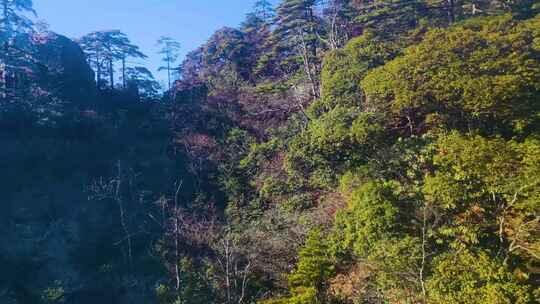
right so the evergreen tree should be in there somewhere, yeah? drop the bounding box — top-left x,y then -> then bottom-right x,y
157,36 -> 181,91
253,0 -> 276,22
0,0 -> 35,39
288,228 -> 335,304
241,1 -> 275,81
273,0 -> 322,97
353,0 -> 428,37
78,31 -> 105,87
125,66 -> 160,100
0,0 -> 35,98
79,30 -> 147,90
117,38 -> 147,89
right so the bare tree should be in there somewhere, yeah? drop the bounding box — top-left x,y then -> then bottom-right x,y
158,196 -> 260,303
211,228 -> 253,304
88,161 -> 146,265
319,0 -> 355,50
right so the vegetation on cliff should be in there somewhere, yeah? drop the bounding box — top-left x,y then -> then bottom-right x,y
0,0 -> 539,303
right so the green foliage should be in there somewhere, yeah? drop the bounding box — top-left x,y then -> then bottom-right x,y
368,236 -> 424,300
285,109 -> 388,189
156,258 -> 215,304
221,128 -> 261,221
223,12 -> 540,304
0,0 -> 35,38
7,1 -> 540,303
423,132 -> 540,251
282,32 -> 401,189
354,0 -> 427,36
268,0 -> 321,82
202,28 -> 252,79
156,284 -> 174,304
427,250 -> 532,304
281,193 -> 316,212
287,228 -> 335,304
269,13 -> 540,304
273,0 -> 319,50
42,281 -> 65,303
157,36 -> 182,89
362,14 -> 540,136
333,180 -> 400,257
316,31 -> 399,114
79,30 -> 147,90
177,258 -> 215,304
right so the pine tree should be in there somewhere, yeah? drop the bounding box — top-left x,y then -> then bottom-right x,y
0,0 -> 35,39
353,0 -> 428,37
253,0 -> 276,22
157,36 -> 181,91
273,0 -> 321,97
241,1 -> 275,81
125,66 -> 160,100
117,39 -> 147,89
201,27 -> 251,81
287,228 -> 335,304
79,30 -> 146,90
0,0 -> 35,98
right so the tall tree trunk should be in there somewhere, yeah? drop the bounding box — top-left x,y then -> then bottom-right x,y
109,58 -> 114,90
298,32 -> 319,99
420,203 -> 428,303
447,0 -> 455,24
2,0 -> 9,33
122,55 -> 126,89
1,0 -> 9,98
307,6 -> 317,58
167,50 -> 171,91
305,5 -> 320,98
96,51 -> 101,90
173,181 -> 183,294
0,62 -> 5,99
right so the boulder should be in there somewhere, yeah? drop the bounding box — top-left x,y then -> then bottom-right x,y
33,32 -> 96,104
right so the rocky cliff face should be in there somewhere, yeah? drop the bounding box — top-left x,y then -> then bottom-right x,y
0,32 -> 166,304
33,32 -> 96,104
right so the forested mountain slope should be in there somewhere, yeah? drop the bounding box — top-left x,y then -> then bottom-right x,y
0,0 -> 539,303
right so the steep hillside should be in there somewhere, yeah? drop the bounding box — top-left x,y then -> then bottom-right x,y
0,31 -> 184,304
162,8 -> 540,304
0,1 -> 539,304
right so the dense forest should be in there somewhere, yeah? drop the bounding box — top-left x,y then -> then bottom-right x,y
0,0 -> 539,303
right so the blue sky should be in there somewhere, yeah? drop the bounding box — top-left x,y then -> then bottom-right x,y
33,0 -> 276,86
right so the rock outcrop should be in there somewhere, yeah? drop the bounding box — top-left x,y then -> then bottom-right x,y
33,32 -> 96,104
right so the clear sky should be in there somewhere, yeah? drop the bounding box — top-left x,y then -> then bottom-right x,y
33,0 -> 275,86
